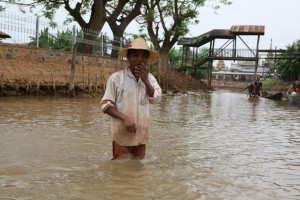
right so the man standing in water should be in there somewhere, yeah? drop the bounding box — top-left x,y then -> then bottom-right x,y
254,77 -> 262,96
100,38 -> 162,160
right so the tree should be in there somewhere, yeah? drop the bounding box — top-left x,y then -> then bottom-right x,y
272,39 -> 300,81
138,0 -> 231,69
51,0 -> 107,54
106,0 -> 143,58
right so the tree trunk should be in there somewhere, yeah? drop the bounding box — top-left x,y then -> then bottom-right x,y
77,36 -> 94,54
66,1 -> 107,55
106,1 -> 142,58
159,53 -> 169,69
110,35 -> 122,59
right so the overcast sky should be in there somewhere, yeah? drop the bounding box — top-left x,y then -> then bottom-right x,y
186,0 -> 300,50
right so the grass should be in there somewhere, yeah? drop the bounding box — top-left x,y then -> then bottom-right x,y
262,79 -> 281,89
211,78 -> 294,94
262,79 -> 292,92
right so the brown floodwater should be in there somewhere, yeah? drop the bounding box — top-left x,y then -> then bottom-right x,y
0,90 -> 299,200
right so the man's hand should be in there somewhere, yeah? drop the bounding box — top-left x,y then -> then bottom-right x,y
104,106 -> 136,133
123,117 -> 136,133
134,64 -> 149,83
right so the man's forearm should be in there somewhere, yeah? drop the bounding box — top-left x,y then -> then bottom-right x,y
144,80 -> 155,97
104,106 -> 127,121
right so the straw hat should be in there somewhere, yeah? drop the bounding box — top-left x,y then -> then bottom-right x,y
118,38 -> 160,64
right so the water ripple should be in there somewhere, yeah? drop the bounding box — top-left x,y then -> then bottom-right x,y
1,93 -> 300,199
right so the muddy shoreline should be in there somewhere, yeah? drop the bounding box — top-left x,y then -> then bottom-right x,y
0,80 -> 291,98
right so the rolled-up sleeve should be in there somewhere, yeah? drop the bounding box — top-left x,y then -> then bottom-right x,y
100,100 -> 115,112
100,74 -> 117,112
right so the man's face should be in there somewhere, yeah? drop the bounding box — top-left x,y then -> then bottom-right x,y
127,49 -> 149,68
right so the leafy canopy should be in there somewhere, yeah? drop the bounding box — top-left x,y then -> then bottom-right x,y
271,39 -> 300,81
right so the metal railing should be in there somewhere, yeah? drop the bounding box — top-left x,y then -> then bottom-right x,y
0,11 -> 122,57
181,47 -> 260,69
212,48 -> 257,58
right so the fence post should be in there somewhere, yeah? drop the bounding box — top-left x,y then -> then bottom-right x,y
35,16 -> 40,48
119,37 -> 123,61
101,32 -> 104,57
69,43 -> 78,97
72,25 -> 76,53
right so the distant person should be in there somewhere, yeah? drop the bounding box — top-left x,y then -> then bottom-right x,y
292,82 -> 300,93
254,77 -> 262,96
100,38 -> 162,160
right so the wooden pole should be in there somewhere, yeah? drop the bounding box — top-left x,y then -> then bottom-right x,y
254,35 -> 261,80
207,40 -> 215,89
69,43 -> 78,97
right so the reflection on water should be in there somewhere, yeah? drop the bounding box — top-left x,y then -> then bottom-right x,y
0,91 -> 300,200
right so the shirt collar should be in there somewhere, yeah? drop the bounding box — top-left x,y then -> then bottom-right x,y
126,66 -> 135,78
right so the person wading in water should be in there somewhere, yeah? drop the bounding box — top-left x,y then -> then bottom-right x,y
100,38 -> 162,160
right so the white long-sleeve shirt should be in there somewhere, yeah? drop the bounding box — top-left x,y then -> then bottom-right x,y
100,67 -> 161,146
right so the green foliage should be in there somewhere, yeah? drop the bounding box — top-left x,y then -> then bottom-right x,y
167,46 -> 208,79
188,68 -> 208,79
262,79 -> 281,89
139,0 -> 231,41
28,28 -> 53,49
186,47 -> 209,79
28,28 -> 84,51
168,47 -> 183,67
271,39 -> 300,81
124,33 -> 150,43
52,30 -> 73,51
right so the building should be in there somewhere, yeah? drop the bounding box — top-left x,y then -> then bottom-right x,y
212,39 -> 274,82
213,60 -> 270,82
